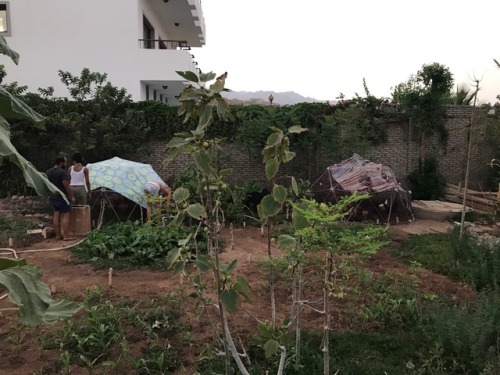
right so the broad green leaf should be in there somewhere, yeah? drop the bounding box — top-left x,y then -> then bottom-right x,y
219,168 -> 232,177
0,87 -> 45,127
262,146 -> 276,163
42,300 -> 81,324
215,97 -> 231,120
166,247 -> 182,269
166,137 -> 189,148
233,275 -> 251,300
0,35 -> 19,65
257,203 -> 267,224
173,187 -> 190,204
272,184 -> 287,205
198,104 -> 213,131
186,203 -> 207,220
0,123 -> 67,202
282,151 -> 296,163
278,235 -> 296,250
196,254 -> 213,272
176,70 -> 199,83
165,146 -> 183,163
258,322 -> 274,339
171,210 -> 186,227
178,234 -> 193,246
0,257 -> 27,271
266,132 -> 283,148
287,125 -> 308,134
293,211 -> 309,230
172,261 -> 185,276
260,195 -> 282,217
265,158 -> 279,180
222,259 -> 237,275
0,265 -> 79,325
199,72 -> 217,83
263,339 -> 280,358
209,78 -> 225,95
220,289 -> 239,313
194,150 -> 214,176
291,177 -> 299,196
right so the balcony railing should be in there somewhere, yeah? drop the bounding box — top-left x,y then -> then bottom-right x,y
138,39 -> 191,50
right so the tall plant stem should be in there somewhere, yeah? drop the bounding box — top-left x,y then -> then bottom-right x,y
295,262 -> 304,366
323,252 -> 333,375
267,221 -> 276,327
205,176 -> 231,374
459,80 -> 479,241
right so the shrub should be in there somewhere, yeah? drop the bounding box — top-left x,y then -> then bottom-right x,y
408,156 -> 445,200
422,292 -> 500,374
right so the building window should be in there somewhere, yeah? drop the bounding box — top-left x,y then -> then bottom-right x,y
145,85 -> 150,101
0,2 -> 11,35
153,90 -> 157,101
143,16 -> 155,49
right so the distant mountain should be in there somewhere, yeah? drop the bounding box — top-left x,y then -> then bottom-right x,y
222,90 -> 328,106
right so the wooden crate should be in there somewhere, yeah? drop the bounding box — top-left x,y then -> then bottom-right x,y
69,205 -> 91,236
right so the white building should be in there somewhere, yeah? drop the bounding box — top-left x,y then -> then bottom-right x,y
1,0 -> 205,102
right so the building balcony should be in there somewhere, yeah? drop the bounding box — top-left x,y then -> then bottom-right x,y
136,45 -> 199,101
138,38 -> 192,50
136,45 -> 196,80
141,0 -> 206,47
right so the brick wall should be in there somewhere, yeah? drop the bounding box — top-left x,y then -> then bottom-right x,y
137,106 -> 493,189
17,106 -> 495,190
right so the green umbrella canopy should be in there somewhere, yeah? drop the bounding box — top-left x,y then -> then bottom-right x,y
87,157 -> 166,208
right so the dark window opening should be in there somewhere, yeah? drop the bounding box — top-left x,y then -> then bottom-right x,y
0,3 -> 10,34
153,90 -> 157,101
146,85 -> 150,101
143,16 -> 154,49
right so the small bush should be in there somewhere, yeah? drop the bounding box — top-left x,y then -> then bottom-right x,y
408,157 -> 445,200
422,292 -> 500,374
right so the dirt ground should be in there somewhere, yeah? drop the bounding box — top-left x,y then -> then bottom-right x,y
0,220 -> 473,374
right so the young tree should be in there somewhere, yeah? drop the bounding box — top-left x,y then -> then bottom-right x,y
392,62 -> 454,163
279,196 -> 388,374
165,70 -> 253,375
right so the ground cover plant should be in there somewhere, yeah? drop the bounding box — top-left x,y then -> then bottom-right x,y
0,213 -> 35,246
2,285 -> 189,375
391,227 -> 500,291
71,221 -> 200,270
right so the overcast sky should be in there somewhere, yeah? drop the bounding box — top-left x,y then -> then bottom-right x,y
193,0 -> 500,103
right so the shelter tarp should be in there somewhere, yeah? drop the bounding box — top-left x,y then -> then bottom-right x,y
328,154 -> 406,194
311,154 -> 413,223
87,157 -> 165,209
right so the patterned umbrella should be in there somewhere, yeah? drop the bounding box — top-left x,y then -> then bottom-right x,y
87,157 -> 166,208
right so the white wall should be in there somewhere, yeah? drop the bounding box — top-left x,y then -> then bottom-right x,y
3,0 -> 197,101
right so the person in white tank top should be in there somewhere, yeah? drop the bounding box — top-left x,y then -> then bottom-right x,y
69,152 -> 91,205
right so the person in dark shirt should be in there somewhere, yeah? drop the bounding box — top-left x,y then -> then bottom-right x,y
46,156 -> 75,241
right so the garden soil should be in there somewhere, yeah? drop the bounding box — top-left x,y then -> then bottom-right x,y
0,221 -> 473,375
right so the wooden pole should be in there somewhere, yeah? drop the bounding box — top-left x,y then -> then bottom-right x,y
108,268 -> 113,287
460,80 -> 480,240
